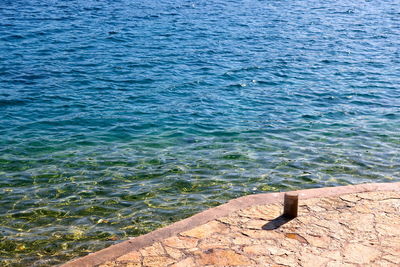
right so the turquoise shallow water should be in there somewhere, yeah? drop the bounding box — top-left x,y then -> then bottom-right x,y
1,0 -> 400,265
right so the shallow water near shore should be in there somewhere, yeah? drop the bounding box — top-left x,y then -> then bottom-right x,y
1,0 -> 400,265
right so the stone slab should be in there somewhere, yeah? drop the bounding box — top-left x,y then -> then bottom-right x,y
60,182 -> 400,267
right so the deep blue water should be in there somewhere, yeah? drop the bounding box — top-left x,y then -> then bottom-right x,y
1,0 -> 400,265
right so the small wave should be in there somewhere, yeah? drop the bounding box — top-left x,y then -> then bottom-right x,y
0,99 -> 29,107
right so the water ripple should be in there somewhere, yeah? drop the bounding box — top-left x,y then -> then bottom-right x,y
1,0 -> 400,265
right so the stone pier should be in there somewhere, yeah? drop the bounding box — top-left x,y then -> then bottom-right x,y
61,182 -> 400,267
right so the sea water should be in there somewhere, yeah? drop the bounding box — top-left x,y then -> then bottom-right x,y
1,0 -> 400,265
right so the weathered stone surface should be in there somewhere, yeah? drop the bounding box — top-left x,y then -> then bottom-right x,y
381,236 -> 400,250
321,250 -> 341,261
304,234 -> 331,248
325,261 -> 356,267
181,221 -> 227,239
273,255 -> 297,266
241,229 -> 282,240
164,246 -> 184,260
169,257 -> 196,267
142,256 -> 174,267
343,243 -> 381,264
266,246 -> 291,256
379,199 -> 400,212
340,212 -> 375,232
284,233 -> 308,244
198,234 -> 232,249
230,232 -> 254,245
382,254 -> 400,264
339,194 -> 360,203
376,222 -> 400,236
372,260 -> 399,267
162,236 -> 198,249
299,253 -> 329,267
242,219 -> 268,230
96,190 -> 400,267
357,191 -> 399,200
239,204 -> 280,219
196,249 -> 251,266
243,244 -> 267,255
304,204 -> 326,212
217,215 -> 249,226
139,242 -> 164,257
253,255 -> 275,265
99,262 -> 141,267
116,251 -> 141,262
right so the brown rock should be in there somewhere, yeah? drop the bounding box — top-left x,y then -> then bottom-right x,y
304,234 -> 331,248
352,204 -> 373,213
306,204 -> 326,212
253,255 -> 275,265
240,204 -> 281,219
379,199 -> 400,213
113,263 -> 139,267
357,191 -> 399,201
297,215 -> 324,227
376,223 -> 400,236
318,198 -> 348,210
243,245 -> 266,255
197,249 -> 251,266
321,250 -> 341,261
242,219 -> 269,230
164,246 -> 184,260
273,255 -> 297,266
372,260 -> 399,267
198,234 -> 232,250
301,197 -> 322,206
284,233 -> 308,244
326,261 -> 356,267
139,242 -> 165,257
299,253 -> 329,267
339,194 -> 360,203
241,229 -> 282,240
266,246 -> 291,256
381,236 -> 400,252
303,224 -> 330,237
142,256 -> 175,267
98,262 -> 119,267
279,237 -> 304,249
345,213 -> 374,232
163,236 -> 198,249
374,212 -> 400,223
343,243 -> 380,264
170,257 -> 196,267
181,221 -> 228,239
382,254 -> 400,264
116,250 -> 141,262
230,233 -> 254,245
217,215 -> 249,226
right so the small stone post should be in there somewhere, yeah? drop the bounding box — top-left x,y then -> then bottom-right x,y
283,192 -> 298,218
